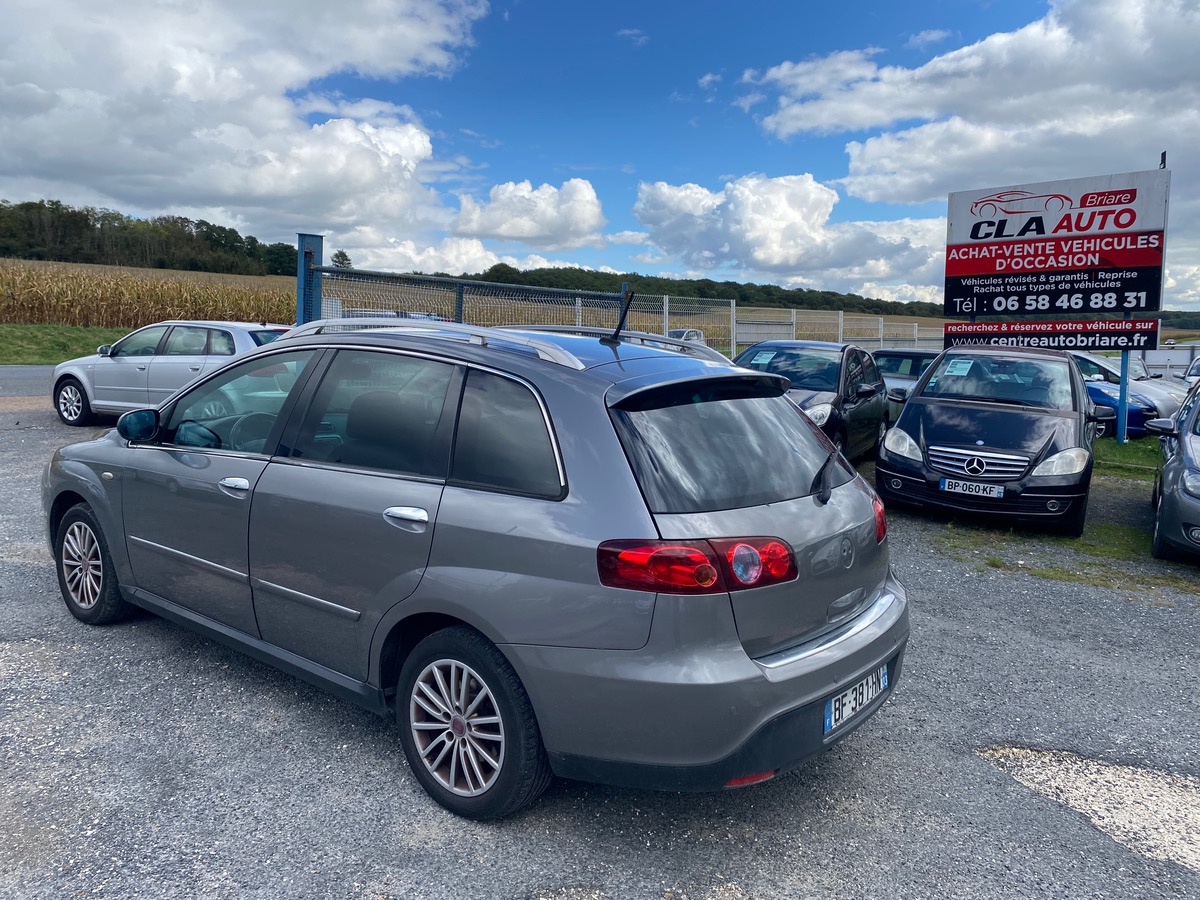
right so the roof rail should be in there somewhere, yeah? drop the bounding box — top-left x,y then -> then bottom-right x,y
501,325 -> 732,363
287,318 -> 587,369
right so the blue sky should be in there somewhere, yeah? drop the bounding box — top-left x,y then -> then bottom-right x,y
2,0 -> 1198,308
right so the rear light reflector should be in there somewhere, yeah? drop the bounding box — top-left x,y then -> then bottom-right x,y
598,537 -> 797,594
873,495 -> 887,543
724,770 -> 777,788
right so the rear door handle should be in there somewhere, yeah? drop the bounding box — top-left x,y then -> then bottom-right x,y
384,506 -> 429,533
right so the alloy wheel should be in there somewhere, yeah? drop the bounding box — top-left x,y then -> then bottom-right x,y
409,658 -> 506,797
61,521 -> 103,610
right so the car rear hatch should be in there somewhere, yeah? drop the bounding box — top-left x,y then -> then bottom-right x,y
608,374 -> 890,659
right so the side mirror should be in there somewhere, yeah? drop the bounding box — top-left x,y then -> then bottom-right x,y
1151,373 -> 1163,379
1088,405 -> 1117,423
117,408 -> 161,443
1086,373 -> 1105,382
886,386 -> 910,404
1143,417 -> 1177,437
855,384 -> 877,399
97,344 -> 112,356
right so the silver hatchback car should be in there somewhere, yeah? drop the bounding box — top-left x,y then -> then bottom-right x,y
52,319 -> 290,425
43,322 -> 909,819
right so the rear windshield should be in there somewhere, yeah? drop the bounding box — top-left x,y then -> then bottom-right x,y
876,353 -> 936,378
610,381 -> 853,514
735,346 -> 841,392
251,329 -> 288,346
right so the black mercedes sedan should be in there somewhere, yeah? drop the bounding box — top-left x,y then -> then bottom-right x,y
734,340 -> 887,461
874,346 -> 1115,536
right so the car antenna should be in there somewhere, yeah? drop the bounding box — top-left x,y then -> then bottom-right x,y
601,286 -> 635,346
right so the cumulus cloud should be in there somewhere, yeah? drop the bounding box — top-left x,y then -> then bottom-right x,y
0,0 -> 487,242
454,179 -> 607,250
633,174 -> 945,300
736,0 -> 1200,306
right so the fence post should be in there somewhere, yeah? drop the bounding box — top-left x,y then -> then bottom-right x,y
575,298 -> 582,326
791,309 -> 797,339
913,323 -> 918,344
878,317 -> 884,349
730,298 -> 737,357
296,233 -> 323,324
837,310 -> 844,343
663,295 -> 669,334
454,282 -> 465,323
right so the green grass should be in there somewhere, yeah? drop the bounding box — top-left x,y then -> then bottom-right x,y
0,323 -> 130,365
934,519 -> 1198,599
1092,433 -> 1161,482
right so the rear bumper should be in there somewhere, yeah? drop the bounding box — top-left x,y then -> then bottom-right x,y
502,570 -> 909,792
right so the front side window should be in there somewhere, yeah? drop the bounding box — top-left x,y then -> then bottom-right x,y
844,351 -> 866,396
611,379 -> 852,514
113,325 -> 168,358
161,349 -> 317,452
289,350 -> 455,477
450,370 -> 561,498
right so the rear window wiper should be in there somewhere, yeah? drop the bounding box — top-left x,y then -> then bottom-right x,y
810,447 -> 839,506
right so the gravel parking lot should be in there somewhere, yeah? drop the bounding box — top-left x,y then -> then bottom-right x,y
2,370 -> 1198,899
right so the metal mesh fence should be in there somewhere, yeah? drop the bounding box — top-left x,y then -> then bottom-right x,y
313,268 -> 737,354
305,266 -> 942,357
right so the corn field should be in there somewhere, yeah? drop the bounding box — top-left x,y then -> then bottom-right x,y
0,259 -> 295,327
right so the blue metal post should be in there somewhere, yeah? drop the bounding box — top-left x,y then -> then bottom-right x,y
296,233 -> 324,325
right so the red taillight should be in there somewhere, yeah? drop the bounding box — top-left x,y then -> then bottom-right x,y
599,541 -> 722,593
598,537 -> 797,594
710,537 -> 797,587
873,494 -> 887,543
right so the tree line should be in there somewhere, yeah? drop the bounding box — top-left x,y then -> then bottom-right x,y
5,198 -> 1198,328
0,199 -> 297,276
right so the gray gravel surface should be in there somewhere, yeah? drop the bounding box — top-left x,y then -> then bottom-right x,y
2,374 -> 1198,899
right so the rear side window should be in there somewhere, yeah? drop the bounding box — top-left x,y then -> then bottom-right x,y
450,370 -> 562,498
611,380 -> 852,514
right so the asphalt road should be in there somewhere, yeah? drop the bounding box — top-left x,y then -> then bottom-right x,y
2,368 -> 1198,899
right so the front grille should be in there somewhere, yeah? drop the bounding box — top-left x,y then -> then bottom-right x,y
927,445 -> 1029,480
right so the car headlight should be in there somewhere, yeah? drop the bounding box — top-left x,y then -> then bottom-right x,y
882,427 -> 922,462
1032,448 -> 1090,476
805,402 -> 832,427
1183,469 -> 1200,499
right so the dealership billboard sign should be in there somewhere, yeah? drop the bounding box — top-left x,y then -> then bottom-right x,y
943,318 -> 1160,352
944,169 -> 1171,318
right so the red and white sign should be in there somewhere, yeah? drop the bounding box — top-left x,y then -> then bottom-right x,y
944,170 -> 1170,317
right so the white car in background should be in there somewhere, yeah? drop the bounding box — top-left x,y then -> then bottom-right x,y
52,320 -> 290,425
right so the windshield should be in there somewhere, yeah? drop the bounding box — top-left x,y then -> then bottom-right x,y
611,380 -> 852,513
921,354 -> 1075,410
735,346 -> 841,392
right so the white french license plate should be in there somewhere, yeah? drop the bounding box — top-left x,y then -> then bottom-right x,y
939,478 -> 1004,498
823,665 -> 889,734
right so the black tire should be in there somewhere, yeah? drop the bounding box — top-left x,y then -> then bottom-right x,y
54,504 -> 133,625
869,418 -> 888,461
55,377 -> 93,426
1150,492 -> 1180,561
397,625 -> 552,820
1056,494 -> 1089,538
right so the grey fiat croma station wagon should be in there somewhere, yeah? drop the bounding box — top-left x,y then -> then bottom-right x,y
44,321 -> 910,819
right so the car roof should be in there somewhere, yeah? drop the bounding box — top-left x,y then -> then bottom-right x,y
274,323 -> 746,389
148,319 -> 289,330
